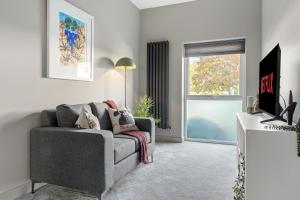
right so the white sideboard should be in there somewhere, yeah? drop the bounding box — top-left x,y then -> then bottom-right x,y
236,112 -> 300,200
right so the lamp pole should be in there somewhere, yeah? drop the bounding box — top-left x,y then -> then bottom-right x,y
124,67 -> 127,108
114,57 -> 135,108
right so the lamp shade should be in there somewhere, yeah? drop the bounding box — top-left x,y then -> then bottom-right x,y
114,57 -> 136,69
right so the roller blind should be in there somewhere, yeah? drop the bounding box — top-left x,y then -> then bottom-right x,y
184,39 -> 246,57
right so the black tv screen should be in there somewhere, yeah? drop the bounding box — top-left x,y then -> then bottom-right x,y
259,44 -> 281,116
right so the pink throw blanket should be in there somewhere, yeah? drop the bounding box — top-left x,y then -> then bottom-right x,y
122,131 -> 149,164
103,99 -> 118,109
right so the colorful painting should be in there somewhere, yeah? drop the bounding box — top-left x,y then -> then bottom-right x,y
59,12 -> 87,66
47,0 -> 94,81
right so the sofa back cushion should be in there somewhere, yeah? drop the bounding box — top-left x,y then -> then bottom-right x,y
56,104 -> 91,128
89,102 -> 112,131
41,109 -> 58,127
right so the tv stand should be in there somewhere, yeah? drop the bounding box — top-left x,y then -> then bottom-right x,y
260,102 -> 286,123
260,115 -> 287,123
236,112 -> 299,200
260,101 -> 297,124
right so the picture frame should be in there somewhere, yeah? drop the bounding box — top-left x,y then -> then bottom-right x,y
47,0 -> 94,81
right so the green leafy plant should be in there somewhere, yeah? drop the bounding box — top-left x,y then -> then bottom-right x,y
233,153 -> 245,200
134,95 -> 160,124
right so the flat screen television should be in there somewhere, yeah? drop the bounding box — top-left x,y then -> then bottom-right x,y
259,44 -> 281,117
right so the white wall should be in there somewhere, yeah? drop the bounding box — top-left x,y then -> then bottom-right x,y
140,0 -> 261,141
0,0 -> 140,194
262,0 -> 300,121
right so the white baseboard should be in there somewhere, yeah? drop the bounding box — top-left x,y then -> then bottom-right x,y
0,181 -> 46,200
156,134 -> 183,143
155,127 -> 184,143
0,180 -> 31,200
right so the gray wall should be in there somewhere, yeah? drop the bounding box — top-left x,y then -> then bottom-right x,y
140,0 -> 262,140
262,0 -> 300,121
0,0 -> 140,192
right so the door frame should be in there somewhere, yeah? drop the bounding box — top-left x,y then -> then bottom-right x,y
182,38 -> 246,144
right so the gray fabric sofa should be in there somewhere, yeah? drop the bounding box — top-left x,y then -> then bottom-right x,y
30,103 -> 155,200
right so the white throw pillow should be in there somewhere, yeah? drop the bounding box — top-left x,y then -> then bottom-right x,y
108,108 -> 139,134
75,107 -> 101,130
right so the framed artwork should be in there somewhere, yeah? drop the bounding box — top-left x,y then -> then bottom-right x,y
47,0 -> 94,81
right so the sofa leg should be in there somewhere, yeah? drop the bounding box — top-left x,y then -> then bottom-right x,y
31,181 -> 35,194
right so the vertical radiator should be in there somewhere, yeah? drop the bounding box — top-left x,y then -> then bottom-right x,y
147,41 -> 169,129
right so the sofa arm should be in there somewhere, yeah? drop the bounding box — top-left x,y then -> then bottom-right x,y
135,117 -> 155,143
30,127 -> 114,195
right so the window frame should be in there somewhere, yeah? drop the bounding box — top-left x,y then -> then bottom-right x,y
182,38 -> 246,143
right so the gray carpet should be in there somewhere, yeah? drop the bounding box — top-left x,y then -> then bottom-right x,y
17,142 -> 236,200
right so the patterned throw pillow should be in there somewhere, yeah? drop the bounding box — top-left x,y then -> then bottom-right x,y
107,108 -> 139,134
75,107 -> 101,130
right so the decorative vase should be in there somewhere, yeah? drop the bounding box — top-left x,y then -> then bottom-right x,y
247,96 -> 254,114
253,94 -> 260,113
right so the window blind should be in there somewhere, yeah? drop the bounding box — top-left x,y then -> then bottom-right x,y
184,39 -> 246,57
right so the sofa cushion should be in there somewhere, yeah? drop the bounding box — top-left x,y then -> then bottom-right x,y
114,132 -> 151,151
56,104 -> 91,128
114,132 -> 151,164
89,102 -> 113,131
114,138 -> 136,164
41,110 -> 58,127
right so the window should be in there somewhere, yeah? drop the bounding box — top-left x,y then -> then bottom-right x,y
184,38 -> 245,143
188,54 -> 241,96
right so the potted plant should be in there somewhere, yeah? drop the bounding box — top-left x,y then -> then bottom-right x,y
134,95 -> 160,124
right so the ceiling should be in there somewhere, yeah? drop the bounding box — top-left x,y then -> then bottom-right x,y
129,0 -> 198,9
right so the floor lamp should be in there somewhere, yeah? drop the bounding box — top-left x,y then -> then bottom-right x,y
114,57 -> 136,107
